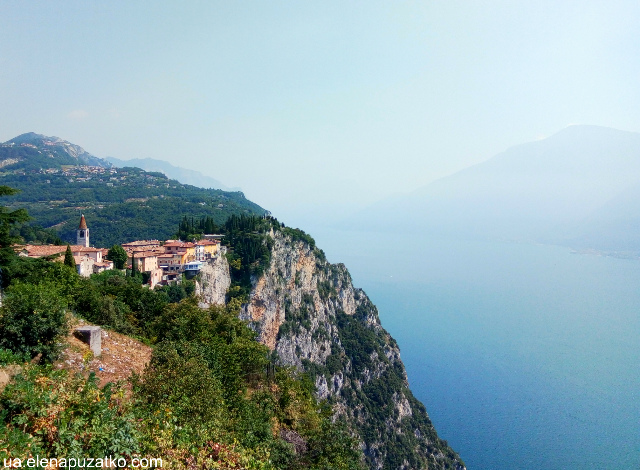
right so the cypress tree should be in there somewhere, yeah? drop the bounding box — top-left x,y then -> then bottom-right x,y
64,244 -> 75,268
131,252 -> 137,276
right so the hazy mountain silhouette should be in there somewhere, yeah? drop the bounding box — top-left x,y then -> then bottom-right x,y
348,125 -> 640,251
107,156 -> 239,191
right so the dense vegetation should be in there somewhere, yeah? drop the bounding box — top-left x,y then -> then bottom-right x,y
222,215 -> 280,302
0,168 -> 264,247
0,134 -> 265,247
0,191 -> 364,469
0,134 -> 266,247
176,215 -> 221,240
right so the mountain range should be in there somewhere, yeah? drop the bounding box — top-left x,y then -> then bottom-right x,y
106,156 -> 238,191
1,132 -> 113,169
349,125 -> 640,253
0,132 -> 236,191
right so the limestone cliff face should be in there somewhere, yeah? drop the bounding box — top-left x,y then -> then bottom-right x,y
195,247 -> 231,307
207,230 -> 465,470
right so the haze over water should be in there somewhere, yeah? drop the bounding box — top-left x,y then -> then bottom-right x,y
306,226 -> 640,470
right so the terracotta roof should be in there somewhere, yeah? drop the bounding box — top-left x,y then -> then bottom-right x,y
196,240 -> 217,246
24,245 -> 67,257
24,244 -> 102,258
164,241 -> 195,248
133,251 -> 158,258
122,240 -> 161,247
71,246 -> 101,253
94,261 -> 114,267
163,241 -> 184,247
78,214 -> 88,229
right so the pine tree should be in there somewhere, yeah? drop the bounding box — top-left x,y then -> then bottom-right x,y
64,244 -> 75,268
131,252 -> 137,276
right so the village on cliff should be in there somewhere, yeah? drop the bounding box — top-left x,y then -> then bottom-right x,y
17,215 -> 221,288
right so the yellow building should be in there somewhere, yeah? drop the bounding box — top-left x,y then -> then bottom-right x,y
195,239 -> 220,261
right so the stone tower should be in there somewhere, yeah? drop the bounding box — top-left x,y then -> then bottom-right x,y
77,214 -> 89,247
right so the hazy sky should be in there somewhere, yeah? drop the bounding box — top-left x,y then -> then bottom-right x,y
2,1 -> 640,225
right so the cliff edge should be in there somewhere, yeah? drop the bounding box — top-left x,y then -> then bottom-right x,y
202,228 -> 465,470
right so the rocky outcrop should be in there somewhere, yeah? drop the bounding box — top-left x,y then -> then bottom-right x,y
202,229 -> 465,470
195,248 -> 231,307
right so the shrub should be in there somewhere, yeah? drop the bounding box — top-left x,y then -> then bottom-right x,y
0,365 -> 140,460
132,341 -> 226,444
0,348 -> 28,366
0,282 -> 69,362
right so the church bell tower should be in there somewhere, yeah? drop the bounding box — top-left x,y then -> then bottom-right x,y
77,214 -> 89,247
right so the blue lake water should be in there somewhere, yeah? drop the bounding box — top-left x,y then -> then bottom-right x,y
305,227 -> 640,470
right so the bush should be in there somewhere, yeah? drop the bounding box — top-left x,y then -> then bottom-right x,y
0,282 -> 69,362
0,348 -> 28,366
132,341 -> 226,444
0,366 -> 140,460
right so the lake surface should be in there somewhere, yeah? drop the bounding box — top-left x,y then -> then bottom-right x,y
305,226 -> 640,470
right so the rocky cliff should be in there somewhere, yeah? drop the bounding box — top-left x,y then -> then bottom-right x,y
195,246 -> 231,307
203,229 -> 465,470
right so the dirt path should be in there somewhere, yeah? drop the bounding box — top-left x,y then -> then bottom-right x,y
56,324 -> 152,387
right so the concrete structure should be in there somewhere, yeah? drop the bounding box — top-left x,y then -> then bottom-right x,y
203,234 -> 224,241
75,325 -> 102,356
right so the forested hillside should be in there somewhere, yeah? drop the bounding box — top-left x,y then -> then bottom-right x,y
0,134 -> 264,246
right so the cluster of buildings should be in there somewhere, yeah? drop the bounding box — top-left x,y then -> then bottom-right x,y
18,215 -> 222,288
121,235 -> 221,286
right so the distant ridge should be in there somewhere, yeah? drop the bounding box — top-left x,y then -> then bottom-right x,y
107,156 -> 239,191
3,132 -> 112,168
348,125 -> 640,252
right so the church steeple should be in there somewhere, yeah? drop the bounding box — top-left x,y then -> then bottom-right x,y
77,214 -> 89,247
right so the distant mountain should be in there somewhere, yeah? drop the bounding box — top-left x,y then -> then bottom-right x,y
566,179 -> 640,252
349,125 -> 640,252
0,133 -> 264,246
107,156 -> 238,191
1,132 -> 112,169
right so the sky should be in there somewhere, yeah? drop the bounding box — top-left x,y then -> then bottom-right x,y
2,1 -> 640,226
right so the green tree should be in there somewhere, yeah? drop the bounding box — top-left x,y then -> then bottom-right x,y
0,186 -> 29,264
106,244 -> 128,269
0,282 -> 69,362
130,252 -> 137,276
64,244 -> 75,268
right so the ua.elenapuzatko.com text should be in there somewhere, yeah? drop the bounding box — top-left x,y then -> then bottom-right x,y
3,456 -> 163,468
